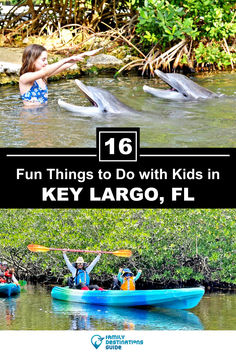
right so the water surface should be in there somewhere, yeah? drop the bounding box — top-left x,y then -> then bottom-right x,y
0,73 -> 235,147
0,285 -> 235,330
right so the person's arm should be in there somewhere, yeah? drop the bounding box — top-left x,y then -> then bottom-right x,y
12,274 -> 19,285
20,48 -> 103,83
86,253 -> 101,274
134,270 -> 142,282
46,62 -> 78,77
20,56 -> 79,85
63,252 -> 76,277
117,268 -> 123,283
47,48 -> 103,77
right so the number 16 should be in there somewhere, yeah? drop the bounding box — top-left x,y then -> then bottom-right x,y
105,138 -> 133,155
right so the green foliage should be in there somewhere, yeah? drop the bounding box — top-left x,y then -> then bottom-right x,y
135,0 -> 198,48
0,209 -> 235,287
195,42 -> 235,69
134,0 -> 235,45
182,0 -> 236,41
132,0 -> 235,69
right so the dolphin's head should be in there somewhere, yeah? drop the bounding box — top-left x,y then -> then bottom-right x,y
75,79 -> 137,114
154,69 -> 217,100
75,79 -> 106,111
58,80 -> 138,115
155,70 -> 190,97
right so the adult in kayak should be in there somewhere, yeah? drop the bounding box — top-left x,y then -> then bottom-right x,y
118,268 -> 142,290
0,261 -> 5,283
63,252 -> 104,291
0,261 -> 8,273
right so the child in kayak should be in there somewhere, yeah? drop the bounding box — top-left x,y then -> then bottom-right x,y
0,262 -> 19,286
63,252 -> 104,290
19,44 -> 102,106
4,268 -> 19,286
117,268 -> 142,290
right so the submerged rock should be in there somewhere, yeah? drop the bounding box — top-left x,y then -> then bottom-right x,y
86,54 -> 123,69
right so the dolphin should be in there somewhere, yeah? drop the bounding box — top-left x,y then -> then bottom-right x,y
143,69 -> 220,100
58,79 -> 138,115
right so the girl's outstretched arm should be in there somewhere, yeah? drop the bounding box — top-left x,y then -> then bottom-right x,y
134,270 -> 142,281
47,48 -> 103,77
117,269 -> 123,283
20,48 -> 103,84
20,56 -> 82,85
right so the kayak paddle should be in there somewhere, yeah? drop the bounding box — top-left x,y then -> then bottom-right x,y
27,244 -> 132,258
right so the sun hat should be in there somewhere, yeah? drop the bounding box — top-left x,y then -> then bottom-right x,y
122,268 -> 133,276
76,256 -> 84,264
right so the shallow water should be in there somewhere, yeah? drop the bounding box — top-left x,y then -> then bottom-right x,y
0,72 -> 235,147
0,285 -> 235,330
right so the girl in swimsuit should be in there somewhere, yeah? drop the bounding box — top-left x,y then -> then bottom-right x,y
19,44 -> 101,106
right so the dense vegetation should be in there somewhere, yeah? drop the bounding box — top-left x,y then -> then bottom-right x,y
0,1 -> 235,72
134,0 -> 235,71
0,209 -> 235,288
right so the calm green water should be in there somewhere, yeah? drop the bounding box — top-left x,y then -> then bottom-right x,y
0,72 -> 235,147
0,285 -> 235,330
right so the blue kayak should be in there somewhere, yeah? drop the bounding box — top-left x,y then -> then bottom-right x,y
51,287 -> 204,309
0,283 -> 21,297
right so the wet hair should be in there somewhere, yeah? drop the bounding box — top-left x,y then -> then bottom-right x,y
20,44 -> 47,76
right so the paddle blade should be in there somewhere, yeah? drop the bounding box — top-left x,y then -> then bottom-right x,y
112,249 -> 132,258
27,244 -> 50,253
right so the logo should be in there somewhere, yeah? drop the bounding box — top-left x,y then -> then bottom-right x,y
91,335 -> 105,349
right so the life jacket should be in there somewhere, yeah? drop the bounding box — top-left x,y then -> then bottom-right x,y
120,276 -> 135,290
4,271 -> 13,283
0,277 -> 6,283
74,269 -> 90,286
